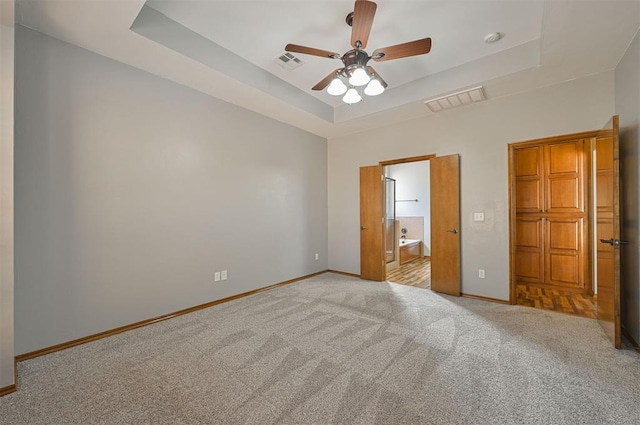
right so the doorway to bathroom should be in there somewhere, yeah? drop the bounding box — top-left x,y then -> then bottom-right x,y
360,153 -> 461,295
384,161 -> 432,289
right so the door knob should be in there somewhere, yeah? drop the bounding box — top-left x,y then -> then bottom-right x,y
361,226 -> 367,231
447,228 -> 459,234
600,238 -> 629,247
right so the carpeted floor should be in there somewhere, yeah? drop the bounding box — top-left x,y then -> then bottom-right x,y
1,273 -> 639,424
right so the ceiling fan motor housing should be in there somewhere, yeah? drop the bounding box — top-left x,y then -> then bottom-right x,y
341,49 -> 370,76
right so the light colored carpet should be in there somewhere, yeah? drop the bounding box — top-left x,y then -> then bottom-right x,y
1,273 -> 639,424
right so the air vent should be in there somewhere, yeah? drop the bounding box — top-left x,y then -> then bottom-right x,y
274,52 -> 304,70
424,86 -> 486,112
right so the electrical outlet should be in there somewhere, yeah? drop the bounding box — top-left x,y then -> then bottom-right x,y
221,270 -> 227,281
473,212 -> 485,222
478,269 -> 485,279
315,253 -> 319,260
214,272 -> 221,282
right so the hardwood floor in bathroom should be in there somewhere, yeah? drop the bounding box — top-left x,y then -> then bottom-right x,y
386,257 -> 431,289
515,284 -> 596,319
387,259 -> 595,319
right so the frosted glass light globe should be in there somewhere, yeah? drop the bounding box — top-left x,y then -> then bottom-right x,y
364,79 -> 385,96
327,78 -> 347,96
342,88 -> 362,104
348,67 -> 371,87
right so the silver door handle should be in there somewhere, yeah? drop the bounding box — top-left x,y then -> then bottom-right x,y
361,226 -> 367,231
447,228 -> 459,234
600,238 -> 629,247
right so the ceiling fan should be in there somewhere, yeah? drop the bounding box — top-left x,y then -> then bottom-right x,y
285,0 -> 432,104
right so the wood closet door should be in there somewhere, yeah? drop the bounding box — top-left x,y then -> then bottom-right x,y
512,138 -> 588,291
544,140 -> 587,289
513,146 -> 544,285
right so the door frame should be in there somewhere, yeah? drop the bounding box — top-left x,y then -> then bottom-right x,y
507,128 -> 611,304
378,154 -> 436,282
360,154 -> 436,281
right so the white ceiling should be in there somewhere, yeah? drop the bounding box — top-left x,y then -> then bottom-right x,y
15,0 -> 640,138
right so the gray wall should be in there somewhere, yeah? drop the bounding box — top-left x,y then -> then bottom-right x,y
0,1 -> 15,389
616,29 -> 640,344
14,26 -> 328,355
328,72 -> 615,300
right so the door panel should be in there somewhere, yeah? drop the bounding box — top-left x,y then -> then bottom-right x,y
548,253 -> 580,285
514,146 -> 542,176
430,154 -> 461,296
548,142 -> 580,174
545,140 -> 585,213
596,172 -> 613,210
548,178 -> 580,210
596,116 -> 621,348
516,180 -> 543,212
515,217 -> 544,284
545,217 -> 583,288
514,147 -> 543,213
516,218 -> 542,247
360,165 -> 385,281
515,251 -> 543,282
548,219 -> 580,250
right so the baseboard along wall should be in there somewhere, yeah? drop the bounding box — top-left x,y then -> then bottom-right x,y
15,270 -> 328,363
5,269 -> 522,398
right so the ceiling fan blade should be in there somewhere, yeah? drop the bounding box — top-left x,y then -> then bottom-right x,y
285,44 -> 340,59
372,37 -> 432,62
367,66 -> 387,88
351,0 -> 377,49
312,69 -> 342,91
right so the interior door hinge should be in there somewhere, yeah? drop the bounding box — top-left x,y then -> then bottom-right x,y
381,174 -> 384,181
382,217 -> 384,224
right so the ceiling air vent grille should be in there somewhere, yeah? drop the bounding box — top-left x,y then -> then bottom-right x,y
424,86 -> 486,112
274,52 -> 304,70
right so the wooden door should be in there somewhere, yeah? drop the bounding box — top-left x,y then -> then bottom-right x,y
511,138 -> 589,293
596,116 -> 622,348
360,165 -> 385,281
430,154 -> 461,295
544,140 -> 588,291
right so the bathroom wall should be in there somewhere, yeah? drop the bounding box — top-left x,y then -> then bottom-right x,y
387,161 -> 431,255
398,216 -> 424,244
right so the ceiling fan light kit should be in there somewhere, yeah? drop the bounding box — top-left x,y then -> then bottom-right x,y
284,0 -> 432,105
327,78 -> 348,96
343,88 -> 363,104
349,67 -> 371,86
364,79 -> 384,96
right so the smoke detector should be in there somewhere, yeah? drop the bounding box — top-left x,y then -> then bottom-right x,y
484,32 -> 503,44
